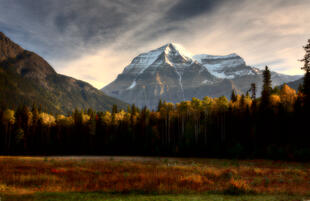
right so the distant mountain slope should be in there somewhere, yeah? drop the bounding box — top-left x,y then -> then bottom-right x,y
285,78 -> 303,91
102,43 -> 301,109
0,32 -> 127,114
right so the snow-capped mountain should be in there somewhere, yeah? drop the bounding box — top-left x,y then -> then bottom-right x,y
193,53 -> 260,79
102,43 -> 301,109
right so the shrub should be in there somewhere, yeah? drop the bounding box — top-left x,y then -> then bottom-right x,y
224,178 -> 252,195
221,169 -> 237,180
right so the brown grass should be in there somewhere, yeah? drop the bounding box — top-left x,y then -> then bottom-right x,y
0,156 -> 309,195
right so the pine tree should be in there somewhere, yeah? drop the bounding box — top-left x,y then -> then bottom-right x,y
301,39 -> 310,106
240,94 -> 246,109
261,66 -> 272,108
112,104 -> 118,114
231,90 -> 237,102
157,99 -> 163,112
246,91 -> 250,98
250,83 -> 256,100
131,104 -> 137,115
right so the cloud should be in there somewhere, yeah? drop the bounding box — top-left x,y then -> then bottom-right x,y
164,0 -> 228,21
0,0 -> 309,89
0,0 -> 155,59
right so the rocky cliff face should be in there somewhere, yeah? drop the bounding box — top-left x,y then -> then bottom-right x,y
103,43 -> 301,109
0,32 -> 24,62
103,43 -> 219,109
0,32 -> 127,113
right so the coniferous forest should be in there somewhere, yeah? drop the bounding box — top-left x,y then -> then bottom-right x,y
1,41 -> 310,160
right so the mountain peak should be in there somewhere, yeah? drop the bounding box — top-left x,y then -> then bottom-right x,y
159,43 -> 193,59
0,32 -> 6,39
0,32 -> 24,62
122,43 -> 194,75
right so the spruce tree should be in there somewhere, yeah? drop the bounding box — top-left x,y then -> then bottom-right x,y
261,66 -> 272,108
231,90 -> 237,102
157,99 -> 163,112
240,94 -> 246,109
250,83 -> 256,100
301,39 -> 310,106
112,104 -> 118,114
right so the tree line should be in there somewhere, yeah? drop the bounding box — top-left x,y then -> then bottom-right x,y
1,40 -> 310,160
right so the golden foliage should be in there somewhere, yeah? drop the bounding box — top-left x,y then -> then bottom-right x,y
102,111 -> 112,125
56,115 -> 74,127
81,113 -> 90,124
280,84 -> 297,106
270,94 -> 281,106
2,109 -> 15,125
39,113 -> 56,126
114,110 -> 127,122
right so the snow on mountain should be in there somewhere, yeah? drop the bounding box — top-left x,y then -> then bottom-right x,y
122,43 -> 198,99
102,43 -> 301,109
123,43 -> 193,76
193,53 -> 257,79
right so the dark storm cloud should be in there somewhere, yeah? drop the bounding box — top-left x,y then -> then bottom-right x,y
165,0 -> 229,21
0,0 -> 229,60
0,0 -> 151,59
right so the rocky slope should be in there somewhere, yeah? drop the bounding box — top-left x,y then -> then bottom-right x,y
102,43 -> 301,109
0,32 -> 127,114
285,78 -> 303,91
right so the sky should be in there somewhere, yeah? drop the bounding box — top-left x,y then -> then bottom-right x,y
0,0 -> 309,89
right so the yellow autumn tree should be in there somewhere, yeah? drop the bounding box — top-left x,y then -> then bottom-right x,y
102,111 -> 112,125
56,115 -> 74,127
2,109 -> 15,125
270,94 -> 281,106
114,110 -> 127,122
81,114 -> 90,124
39,113 -> 56,126
280,84 -> 297,107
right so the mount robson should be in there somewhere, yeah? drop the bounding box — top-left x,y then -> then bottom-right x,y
102,43 -> 301,109
0,32 -> 127,114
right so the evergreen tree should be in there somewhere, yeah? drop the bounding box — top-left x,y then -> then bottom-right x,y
131,104 -> 137,115
301,39 -> 310,106
240,94 -> 246,109
272,86 -> 280,95
298,83 -> 303,94
112,104 -> 118,114
231,90 -> 237,102
246,91 -> 250,99
250,83 -> 256,100
157,99 -> 163,112
261,66 -> 272,108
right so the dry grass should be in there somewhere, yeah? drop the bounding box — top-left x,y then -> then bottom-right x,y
0,156 -> 310,195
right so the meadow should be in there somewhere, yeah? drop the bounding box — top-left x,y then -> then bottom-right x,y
0,156 -> 310,200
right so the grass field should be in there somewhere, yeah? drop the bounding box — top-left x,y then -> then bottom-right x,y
1,192 -> 308,201
0,156 -> 310,200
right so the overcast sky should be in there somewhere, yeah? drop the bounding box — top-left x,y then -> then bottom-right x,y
0,0 -> 309,88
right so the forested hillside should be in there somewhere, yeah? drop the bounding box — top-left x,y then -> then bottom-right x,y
0,32 -> 128,114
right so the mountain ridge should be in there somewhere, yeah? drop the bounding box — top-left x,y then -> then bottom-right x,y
0,32 -> 128,114
102,43 -> 301,109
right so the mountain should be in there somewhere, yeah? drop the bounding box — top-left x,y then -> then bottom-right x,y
102,43 -> 219,109
0,32 -> 127,114
102,43 -> 301,109
285,78 -> 303,91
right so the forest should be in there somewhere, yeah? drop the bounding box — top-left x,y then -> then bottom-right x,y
1,41 -> 310,160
